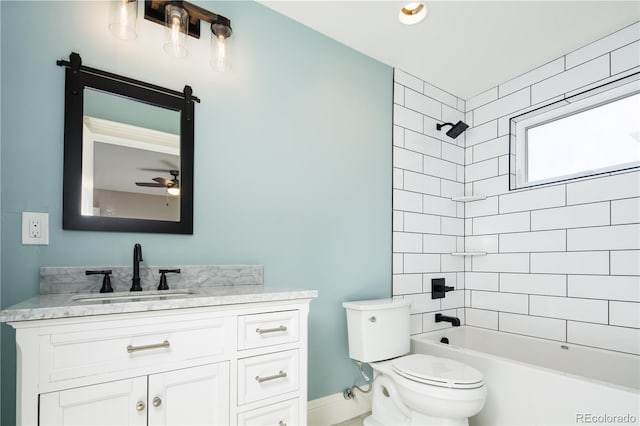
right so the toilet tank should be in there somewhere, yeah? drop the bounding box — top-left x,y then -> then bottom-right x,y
342,299 -> 412,363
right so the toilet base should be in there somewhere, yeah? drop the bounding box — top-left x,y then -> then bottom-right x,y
366,373 -> 473,426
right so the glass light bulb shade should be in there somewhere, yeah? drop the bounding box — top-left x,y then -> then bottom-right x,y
108,0 -> 138,41
167,187 -> 180,196
163,5 -> 189,58
210,31 -> 231,72
398,2 -> 428,25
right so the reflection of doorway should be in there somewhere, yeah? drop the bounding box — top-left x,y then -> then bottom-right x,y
82,117 -> 180,221
94,142 -> 180,220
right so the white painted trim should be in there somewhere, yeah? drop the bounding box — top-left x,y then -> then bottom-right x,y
307,391 -> 371,426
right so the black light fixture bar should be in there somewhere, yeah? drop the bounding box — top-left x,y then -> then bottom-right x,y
144,0 -> 231,39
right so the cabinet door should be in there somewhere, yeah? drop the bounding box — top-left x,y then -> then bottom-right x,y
148,362 -> 230,426
40,377 -> 147,426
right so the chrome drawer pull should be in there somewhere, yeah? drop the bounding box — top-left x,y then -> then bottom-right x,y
127,340 -> 170,353
256,325 -> 287,335
255,370 -> 287,383
136,401 -> 146,412
279,422 -> 286,426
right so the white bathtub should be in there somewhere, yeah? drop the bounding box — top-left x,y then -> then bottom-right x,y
411,326 -> 639,426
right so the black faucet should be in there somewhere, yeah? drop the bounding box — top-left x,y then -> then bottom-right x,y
131,243 -> 143,291
435,313 -> 460,327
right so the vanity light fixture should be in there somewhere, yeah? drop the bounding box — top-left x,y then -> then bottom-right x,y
144,0 -> 233,69
398,2 -> 428,25
109,0 -> 138,40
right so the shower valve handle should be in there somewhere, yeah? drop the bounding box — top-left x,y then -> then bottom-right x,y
431,278 -> 454,299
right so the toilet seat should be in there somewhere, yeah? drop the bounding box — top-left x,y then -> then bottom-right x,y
392,354 -> 484,389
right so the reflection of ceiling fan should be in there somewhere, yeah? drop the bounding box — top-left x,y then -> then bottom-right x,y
135,169 -> 180,196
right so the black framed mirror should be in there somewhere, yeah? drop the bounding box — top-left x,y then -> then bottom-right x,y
58,53 -> 196,234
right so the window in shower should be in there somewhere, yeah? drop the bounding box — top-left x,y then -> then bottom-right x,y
508,72 -> 640,190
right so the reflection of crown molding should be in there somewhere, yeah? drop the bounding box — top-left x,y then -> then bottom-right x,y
83,116 -> 179,156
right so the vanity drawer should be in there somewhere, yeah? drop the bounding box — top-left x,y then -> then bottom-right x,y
238,350 -> 299,405
238,310 -> 299,350
237,398 -> 299,426
42,316 -> 228,383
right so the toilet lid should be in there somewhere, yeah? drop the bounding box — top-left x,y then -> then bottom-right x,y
392,354 -> 484,389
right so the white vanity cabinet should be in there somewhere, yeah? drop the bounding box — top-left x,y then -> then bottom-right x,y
9,297 -> 312,426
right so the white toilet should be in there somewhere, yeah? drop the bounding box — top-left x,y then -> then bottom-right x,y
343,299 -> 487,426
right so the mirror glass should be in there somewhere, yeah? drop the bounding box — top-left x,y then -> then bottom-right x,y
82,89 -> 181,221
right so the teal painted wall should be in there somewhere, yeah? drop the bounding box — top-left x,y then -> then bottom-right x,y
0,1 -> 391,423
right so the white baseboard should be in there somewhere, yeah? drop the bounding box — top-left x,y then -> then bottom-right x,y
307,389 -> 372,425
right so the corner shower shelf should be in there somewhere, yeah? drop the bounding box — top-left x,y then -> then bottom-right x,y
450,252 -> 487,256
451,195 -> 487,202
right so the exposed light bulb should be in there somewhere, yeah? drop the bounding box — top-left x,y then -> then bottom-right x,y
170,16 -> 181,52
119,4 -> 128,37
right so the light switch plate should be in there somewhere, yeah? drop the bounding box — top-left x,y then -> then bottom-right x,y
22,212 -> 49,245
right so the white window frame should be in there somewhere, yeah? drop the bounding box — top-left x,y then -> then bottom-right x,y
509,72 -> 640,190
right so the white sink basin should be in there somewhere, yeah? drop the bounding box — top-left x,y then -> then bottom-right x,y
71,289 -> 197,303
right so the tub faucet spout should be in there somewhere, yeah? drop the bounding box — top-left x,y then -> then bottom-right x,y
435,313 -> 460,326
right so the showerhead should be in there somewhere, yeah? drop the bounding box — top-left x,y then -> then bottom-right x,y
436,120 -> 469,139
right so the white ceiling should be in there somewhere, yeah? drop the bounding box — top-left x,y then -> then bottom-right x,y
259,1 -> 640,99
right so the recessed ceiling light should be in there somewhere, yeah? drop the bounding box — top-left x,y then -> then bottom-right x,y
399,2 -> 428,25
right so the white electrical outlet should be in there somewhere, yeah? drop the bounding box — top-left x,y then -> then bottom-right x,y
22,212 -> 49,245
30,218 -> 41,238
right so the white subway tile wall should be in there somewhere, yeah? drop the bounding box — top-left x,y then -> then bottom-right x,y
568,275 -> 640,302
464,308 -> 498,329
610,250 -> 640,275
462,21 -> 640,355
499,273 -> 566,297
393,69 -> 468,334
611,40 -> 640,74
564,22 -> 640,69
393,22 -> 640,355
531,55 -> 610,104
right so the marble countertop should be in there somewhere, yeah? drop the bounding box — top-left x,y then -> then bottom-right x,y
0,285 -> 318,323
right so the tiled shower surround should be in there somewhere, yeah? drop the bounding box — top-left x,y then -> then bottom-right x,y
392,21 -> 640,355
